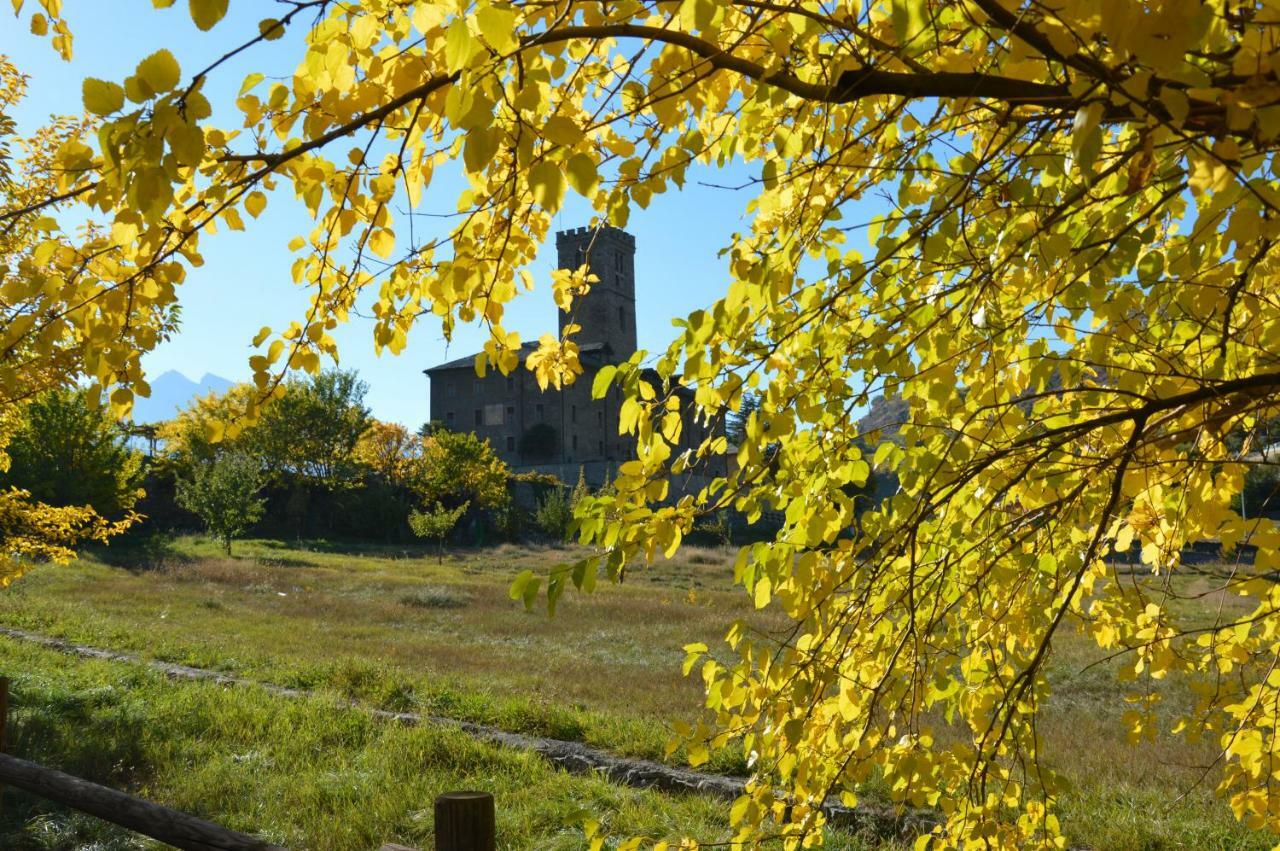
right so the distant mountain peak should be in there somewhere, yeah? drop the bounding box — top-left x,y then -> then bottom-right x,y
198,372 -> 233,388
132,370 -> 234,424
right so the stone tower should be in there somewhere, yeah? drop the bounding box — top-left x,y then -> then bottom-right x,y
555,225 -> 637,360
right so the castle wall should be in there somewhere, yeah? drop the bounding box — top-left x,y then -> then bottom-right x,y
426,225 -> 727,488
428,361 -> 628,473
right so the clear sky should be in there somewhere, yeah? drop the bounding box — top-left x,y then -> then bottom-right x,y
2,2 -> 832,426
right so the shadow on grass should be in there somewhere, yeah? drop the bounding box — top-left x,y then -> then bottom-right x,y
88,531 -> 193,573
254,537 -> 434,560
0,676 -> 154,850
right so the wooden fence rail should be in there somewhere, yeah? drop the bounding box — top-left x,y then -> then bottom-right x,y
0,751 -> 285,851
0,749 -> 495,851
0,678 -> 495,851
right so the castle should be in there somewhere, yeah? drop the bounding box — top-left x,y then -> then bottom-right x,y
425,226 -> 718,486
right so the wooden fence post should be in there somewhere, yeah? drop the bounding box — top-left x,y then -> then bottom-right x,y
0,675 -> 10,752
434,791 -> 494,851
0,675 -> 7,814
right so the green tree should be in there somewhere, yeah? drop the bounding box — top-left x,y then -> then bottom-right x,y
412,430 -> 510,512
252,369 -> 372,489
408,501 -> 469,563
161,371 -> 372,490
0,388 -> 144,519
175,453 -> 265,556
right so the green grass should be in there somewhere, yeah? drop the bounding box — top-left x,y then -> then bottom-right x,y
0,537 -> 762,772
0,536 -> 1273,849
0,638 -> 808,850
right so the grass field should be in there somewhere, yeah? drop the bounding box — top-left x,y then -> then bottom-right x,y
0,536 -> 1271,849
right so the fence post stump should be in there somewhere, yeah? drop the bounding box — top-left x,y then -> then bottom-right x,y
434,790 -> 494,851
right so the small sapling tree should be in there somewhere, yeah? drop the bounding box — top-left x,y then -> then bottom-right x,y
408,501 -> 468,563
176,452 -> 265,556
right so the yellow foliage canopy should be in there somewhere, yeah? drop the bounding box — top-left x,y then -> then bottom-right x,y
5,0 -> 1280,846
0,57 -> 136,576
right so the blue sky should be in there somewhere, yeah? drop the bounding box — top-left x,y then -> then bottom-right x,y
4,3 -> 877,427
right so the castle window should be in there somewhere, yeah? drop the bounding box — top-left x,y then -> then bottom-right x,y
506,405 -> 515,422
446,411 -> 455,425
506,375 -> 514,391
615,252 -> 624,272
597,410 -> 603,427
506,436 -> 515,452
446,382 -> 457,398
572,434 -> 578,450
474,409 -> 482,426
575,246 -> 585,268
472,380 -> 482,395
571,405 -> 577,423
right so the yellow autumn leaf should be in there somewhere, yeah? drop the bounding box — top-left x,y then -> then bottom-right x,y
369,228 -> 395,258
245,191 -> 267,218
82,78 -> 124,115
188,0 -> 228,31
565,153 -> 599,196
444,17 -> 476,72
542,115 -> 583,147
136,48 -> 181,93
476,4 -> 517,53
529,160 -> 565,211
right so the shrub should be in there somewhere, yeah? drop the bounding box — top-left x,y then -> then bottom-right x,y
533,482 -> 572,540
694,510 -> 734,548
399,586 -> 470,609
534,470 -> 588,542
